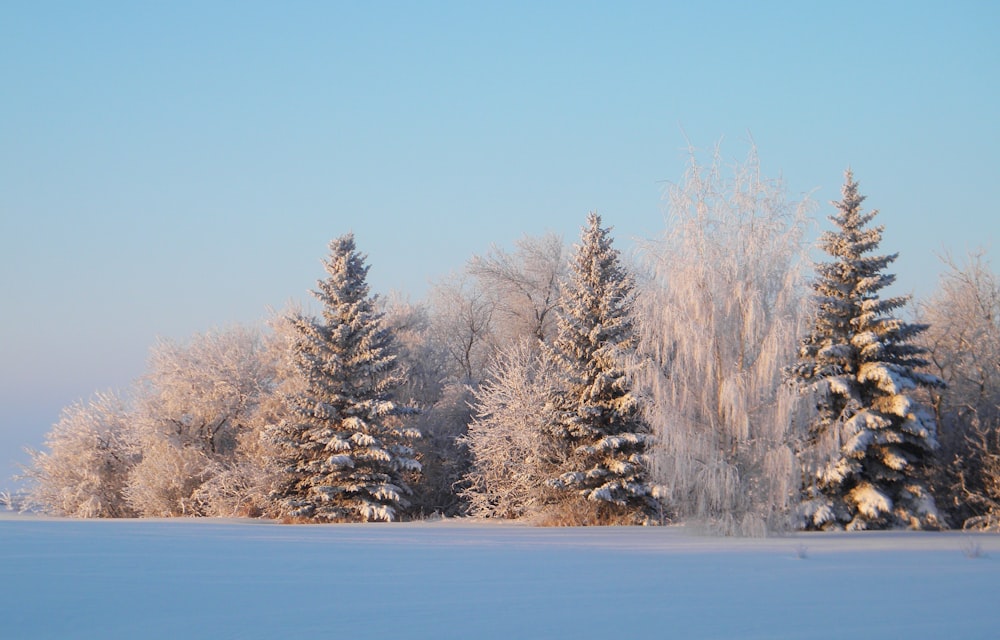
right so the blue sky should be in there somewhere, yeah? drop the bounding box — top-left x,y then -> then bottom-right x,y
1,1 -> 998,483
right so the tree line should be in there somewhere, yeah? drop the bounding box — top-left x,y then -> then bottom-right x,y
20,150 -> 1000,533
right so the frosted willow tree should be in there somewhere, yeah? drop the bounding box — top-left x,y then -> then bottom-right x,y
546,212 -> 658,524
266,234 -> 420,522
788,171 -> 941,531
636,147 -> 810,535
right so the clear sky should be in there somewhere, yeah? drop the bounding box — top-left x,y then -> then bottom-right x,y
1,1 -> 998,485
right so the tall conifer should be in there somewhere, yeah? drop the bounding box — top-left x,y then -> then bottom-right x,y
268,234 -> 420,522
789,172 -> 941,530
547,213 -> 658,522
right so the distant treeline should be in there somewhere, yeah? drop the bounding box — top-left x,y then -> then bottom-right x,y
20,149 -> 1000,534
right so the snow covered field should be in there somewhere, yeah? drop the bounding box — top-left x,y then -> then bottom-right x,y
1,516 -> 998,640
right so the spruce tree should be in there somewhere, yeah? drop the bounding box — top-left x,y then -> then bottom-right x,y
546,213 -> 658,522
268,234 -> 420,522
789,171 -> 941,530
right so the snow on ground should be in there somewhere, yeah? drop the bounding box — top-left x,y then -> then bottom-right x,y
1,515 -> 998,639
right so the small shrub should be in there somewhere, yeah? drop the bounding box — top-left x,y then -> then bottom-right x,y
532,498 -> 652,527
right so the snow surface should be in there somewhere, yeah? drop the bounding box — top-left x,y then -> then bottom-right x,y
1,515 -> 998,639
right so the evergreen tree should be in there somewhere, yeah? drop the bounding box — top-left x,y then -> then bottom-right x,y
789,171 -> 942,530
546,213 -> 658,522
267,234 -> 420,522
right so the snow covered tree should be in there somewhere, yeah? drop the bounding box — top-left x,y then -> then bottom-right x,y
545,212 -> 658,523
124,326 -> 275,517
789,171 -> 942,530
24,391 -> 138,518
266,234 -> 420,522
24,326 -> 278,519
917,251 -> 1000,529
635,146 -> 810,535
460,341 -> 564,519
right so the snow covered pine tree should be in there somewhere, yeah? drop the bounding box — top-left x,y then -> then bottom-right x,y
546,213 -> 659,523
267,234 -> 420,522
788,171 -> 942,530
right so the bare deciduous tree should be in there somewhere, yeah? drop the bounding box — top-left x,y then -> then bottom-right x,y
380,295 -> 449,408
468,232 -> 568,345
377,296 -> 473,516
918,251 -> 1000,529
428,273 -> 498,384
410,380 -> 476,516
421,234 -> 570,515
